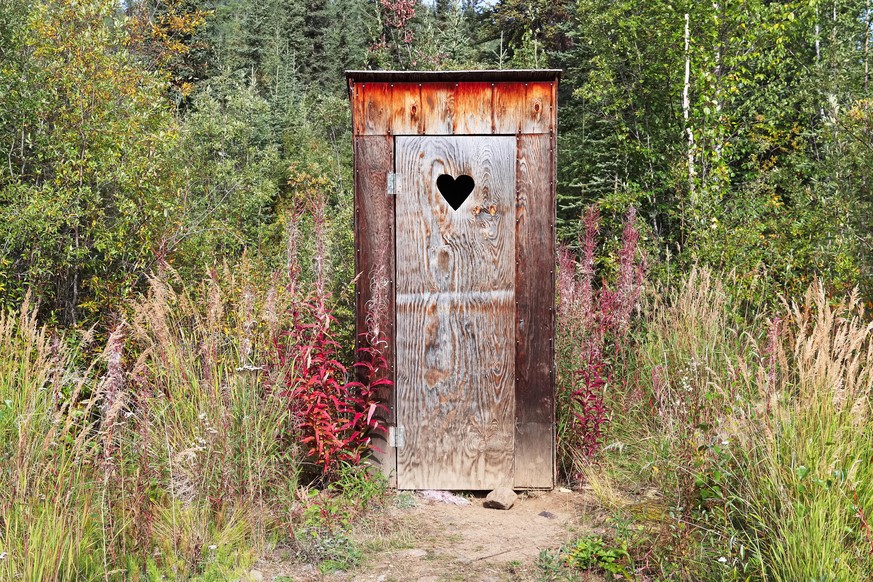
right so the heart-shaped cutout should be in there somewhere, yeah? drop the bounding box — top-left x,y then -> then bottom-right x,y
436,174 -> 475,210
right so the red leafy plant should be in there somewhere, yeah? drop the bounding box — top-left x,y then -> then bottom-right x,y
273,300 -> 387,477
557,206 -> 645,467
273,170 -> 388,477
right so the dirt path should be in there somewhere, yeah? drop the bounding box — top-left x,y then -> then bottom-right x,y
254,489 -> 599,582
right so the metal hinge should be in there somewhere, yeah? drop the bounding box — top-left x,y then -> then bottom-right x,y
388,426 -> 405,448
387,172 -> 397,196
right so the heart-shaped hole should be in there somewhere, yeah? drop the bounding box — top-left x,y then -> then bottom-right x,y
436,174 -> 475,210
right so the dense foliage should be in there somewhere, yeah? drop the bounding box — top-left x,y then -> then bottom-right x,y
3,0 -> 871,325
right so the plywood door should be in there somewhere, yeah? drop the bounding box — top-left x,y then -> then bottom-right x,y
394,136 -> 516,490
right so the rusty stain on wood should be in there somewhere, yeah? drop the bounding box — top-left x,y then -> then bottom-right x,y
453,82 -> 493,134
522,82 -> 553,134
492,83 -> 523,134
353,135 -> 396,485
394,136 -> 516,490
420,83 -> 455,135
352,80 -> 557,136
361,83 -> 392,135
391,83 -> 422,135
513,133 -> 555,488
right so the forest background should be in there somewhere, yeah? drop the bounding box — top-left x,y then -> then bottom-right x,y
2,0 -> 873,580
2,0 -> 871,325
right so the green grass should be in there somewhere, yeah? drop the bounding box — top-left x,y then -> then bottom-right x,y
559,269 -> 873,580
0,269 -> 302,580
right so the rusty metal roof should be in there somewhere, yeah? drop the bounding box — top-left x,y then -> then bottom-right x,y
345,69 -> 562,84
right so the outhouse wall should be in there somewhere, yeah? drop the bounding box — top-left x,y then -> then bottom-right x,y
348,70 -> 559,489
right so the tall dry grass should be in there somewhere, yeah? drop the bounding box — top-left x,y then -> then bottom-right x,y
0,298 -> 106,580
737,284 -> 873,580
0,266 -> 302,580
108,267 -> 298,576
565,268 -> 873,579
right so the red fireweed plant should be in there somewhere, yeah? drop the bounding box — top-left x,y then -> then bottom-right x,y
272,175 -> 388,479
272,300 -> 387,478
556,206 -> 645,471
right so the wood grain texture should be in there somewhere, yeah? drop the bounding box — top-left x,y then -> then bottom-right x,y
514,133 -> 555,489
514,423 -> 554,488
360,83 -> 392,135
351,80 -> 556,136
420,83 -> 454,135
391,83 -> 423,135
522,82 -> 555,134
453,82 -> 493,134
395,135 -> 516,490
351,82 -> 365,135
493,83 -> 524,134
353,135 -> 396,486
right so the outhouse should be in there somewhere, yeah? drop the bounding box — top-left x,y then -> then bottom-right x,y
347,70 -> 559,490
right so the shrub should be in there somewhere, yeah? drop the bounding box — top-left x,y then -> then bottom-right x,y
272,300 -> 386,477
556,206 -> 645,474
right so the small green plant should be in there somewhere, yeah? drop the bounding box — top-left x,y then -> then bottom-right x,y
565,535 -> 632,579
535,548 -> 567,582
291,464 -> 386,570
393,491 -> 417,509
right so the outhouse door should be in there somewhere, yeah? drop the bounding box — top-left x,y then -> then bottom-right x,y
394,136 -> 517,490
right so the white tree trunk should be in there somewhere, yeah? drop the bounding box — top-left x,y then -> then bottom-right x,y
684,13 -> 696,201
866,0 -> 870,92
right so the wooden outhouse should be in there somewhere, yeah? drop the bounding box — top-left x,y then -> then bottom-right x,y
347,70 -> 559,490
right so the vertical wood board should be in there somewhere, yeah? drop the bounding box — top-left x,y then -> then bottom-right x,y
453,82 -> 493,134
394,135 -> 516,489
513,133 -> 555,488
492,83 -> 521,135
522,83 -> 554,134
419,83 -> 455,135
391,83 -> 423,135
357,83 -> 392,135
352,81 -> 556,135
353,135 -> 396,485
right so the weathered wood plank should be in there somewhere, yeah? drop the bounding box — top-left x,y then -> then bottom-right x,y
356,83 -> 392,135
454,82 -> 493,134
395,135 -> 516,489
522,82 -> 554,134
420,83 -> 454,135
391,83 -> 423,135
352,80 -> 556,137
514,423 -> 554,488
351,81 -> 364,135
514,133 -> 554,489
492,82 -> 524,134
354,135 -> 396,485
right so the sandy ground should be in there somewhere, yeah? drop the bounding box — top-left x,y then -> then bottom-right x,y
252,489 -> 599,582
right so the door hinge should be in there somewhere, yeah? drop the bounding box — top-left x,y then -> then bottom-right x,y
387,172 -> 397,196
388,426 -> 405,448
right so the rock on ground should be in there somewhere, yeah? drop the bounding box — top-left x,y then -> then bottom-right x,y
483,487 -> 517,510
